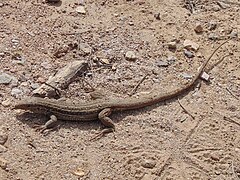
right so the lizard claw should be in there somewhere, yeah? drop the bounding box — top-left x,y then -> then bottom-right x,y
89,128 -> 114,141
33,124 -> 48,133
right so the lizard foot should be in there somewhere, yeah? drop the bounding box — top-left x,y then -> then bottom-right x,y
33,124 -> 59,135
90,128 -> 114,141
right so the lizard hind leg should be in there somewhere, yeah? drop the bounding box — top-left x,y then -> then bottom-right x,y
90,108 -> 115,141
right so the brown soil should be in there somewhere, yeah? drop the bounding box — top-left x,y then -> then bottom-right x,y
0,0 -> 239,179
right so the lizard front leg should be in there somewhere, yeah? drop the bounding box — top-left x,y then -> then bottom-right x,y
91,108 -> 115,140
34,115 -> 58,133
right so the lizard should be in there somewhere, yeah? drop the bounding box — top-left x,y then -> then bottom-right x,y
13,40 -> 229,137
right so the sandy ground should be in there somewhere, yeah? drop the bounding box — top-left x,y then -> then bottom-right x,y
0,0 -> 239,179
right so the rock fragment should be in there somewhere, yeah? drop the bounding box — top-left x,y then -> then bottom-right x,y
0,73 -> 13,85
181,73 -> 193,79
167,41 -> 177,49
201,72 -> 210,81
156,60 -> 169,67
125,51 -> 137,61
184,50 -> 194,58
0,157 -> 7,170
1,99 -> 11,107
11,88 -> 23,98
76,6 -> 86,14
208,21 -> 217,30
141,159 -> 156,169
194,22 -> 203,33
183,39 -> 199,51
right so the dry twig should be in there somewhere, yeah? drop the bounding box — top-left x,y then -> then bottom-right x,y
178,99 -> 195,119
129,75 -> 148,96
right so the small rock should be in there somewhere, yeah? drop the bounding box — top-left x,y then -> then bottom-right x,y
11,88 -> 23,98
10,77 -> 18,88
0,52 -> 4,57
208,33 -> 218,40
79,43 -> 91,54
1,99 -> 11,107
125,51 -> 137,61
0,145 -> 7,153
30,83 -> 40,90
141,159 -> 156,169
194,22 -> 203,33
0,157 -> 7,170
183,39 -> 199,51
181,73 -> 193,79
72,167 -> 86,177
36,77 -> 45,83
156,60 -> 169,67
0,73 -> 13,84
41,61 -> 52,69
101,58 -> 110,64
184,50 -> 194,58
128,21 -> 134,26
167,56 -> 177,64
167,41 -> 177,49
200,72 -> 210,81
0,3 -> 4,7
154,13 -> 160,20
11,39 -> 19,44
54,44 -> 70,58
0,133 -> 7,145
210,153 -> 220,161
217,1 -> 230,9
76,6 -> 86,14
230,29 -> 238,38
208,21 -> 217,31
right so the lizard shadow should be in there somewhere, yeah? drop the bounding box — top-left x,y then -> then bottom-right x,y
16,112 -> 104,133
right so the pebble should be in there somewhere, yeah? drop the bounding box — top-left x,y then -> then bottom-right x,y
0,157 -> 7,170
0,3 -> 4,7
200,72 -> 210,81
0,52 -> 4,57
125,51 -> 137,61
79,43 -> 92,54
156,60 -> 169,67
11,88 -> 23,98
154,13 -> 160,20
183,39 -> 199,51
0,133 -> 7,145
41,61 -> 52,69
208,33 -> 218,40
10,77 -> 18,87
167,41 -> 177,49
30,83 -> 40,90
141,159 -> 156,169
194,22 -> 203,33
181,73 -> 193,79
37,77 -> 45,83
208,21 -> 217,31
167,56 -> 177,64
0,73 -> 13,84
76,6 -> 86,14
1,99 -> 11,107
210,152 -> 220,161
0,145 -> 7,153
184,50 -> 194,58
230,29 -> 238,38
100,58 -> 110,64
11,39 -> 19,44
